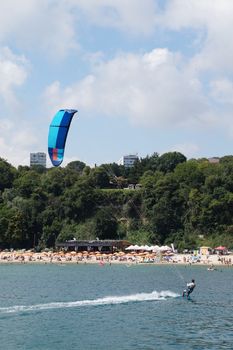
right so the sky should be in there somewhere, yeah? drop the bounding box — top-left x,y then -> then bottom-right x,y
1,0 -> 233,167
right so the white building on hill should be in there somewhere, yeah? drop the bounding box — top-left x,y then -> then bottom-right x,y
118,154 -> 138,168
30,152 -> 46,167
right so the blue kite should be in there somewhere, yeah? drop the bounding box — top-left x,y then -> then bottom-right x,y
48,109 -> 78,166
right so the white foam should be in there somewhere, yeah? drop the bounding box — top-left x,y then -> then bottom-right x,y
0,290 -> 179,314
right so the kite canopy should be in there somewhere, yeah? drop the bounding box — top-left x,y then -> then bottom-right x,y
48,109 -> 78,166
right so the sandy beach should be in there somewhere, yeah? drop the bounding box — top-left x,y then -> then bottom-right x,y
0,250 -> 232,267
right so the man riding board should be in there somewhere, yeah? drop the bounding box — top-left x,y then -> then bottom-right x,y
182,279 -> 196,298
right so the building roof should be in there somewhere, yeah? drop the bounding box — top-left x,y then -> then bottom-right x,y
56,239 -> 130,248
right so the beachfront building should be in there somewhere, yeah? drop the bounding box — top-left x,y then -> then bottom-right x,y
200,246 -> 212,255
56,240 -> 131,253
30,152 -> 46,167
118,154 -> 138,168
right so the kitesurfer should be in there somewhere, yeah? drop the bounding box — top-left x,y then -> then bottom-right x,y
182,279 -> 196,297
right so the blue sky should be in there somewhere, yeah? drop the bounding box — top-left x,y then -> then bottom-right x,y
1,0 -> 233,167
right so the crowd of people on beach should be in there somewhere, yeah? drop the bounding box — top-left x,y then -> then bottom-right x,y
0,250 -> 232,266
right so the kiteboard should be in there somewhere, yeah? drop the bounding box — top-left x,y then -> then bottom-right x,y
182,294 -> 192,301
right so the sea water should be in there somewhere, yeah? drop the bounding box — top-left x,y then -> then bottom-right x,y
0,263 -> 232,350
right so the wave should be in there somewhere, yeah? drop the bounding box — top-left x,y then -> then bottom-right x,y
0,290 -> 179,314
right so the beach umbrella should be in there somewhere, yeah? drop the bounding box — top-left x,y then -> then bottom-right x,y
139,245 -> 151,251
125,245 -> 135,250
152,245 -> 160,252
131,245 -> 140,251
215,246 -> 227,250
146,246 -> 154,251
159,245 -> 172,252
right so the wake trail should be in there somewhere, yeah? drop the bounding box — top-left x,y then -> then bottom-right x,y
0,290 -> 179,314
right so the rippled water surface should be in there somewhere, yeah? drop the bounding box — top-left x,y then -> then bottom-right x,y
0,263 -> 232,349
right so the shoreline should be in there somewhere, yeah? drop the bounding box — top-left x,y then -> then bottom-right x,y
0,252 -> 232,267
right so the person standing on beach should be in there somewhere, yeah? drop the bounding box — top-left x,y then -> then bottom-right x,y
182,279 -> 196,297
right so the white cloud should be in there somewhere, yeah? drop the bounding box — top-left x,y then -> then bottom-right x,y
0,47 -> 37,167
0,121 -> 38,166
210,79 -> 233,104
159,0 -> 233,73
0,0 -> 157,59
69,0 -> 157,35
0,119 -> 14,132
0,0 -> 77,58
0,0 -> 233,70
0,47 -> 29,109
44,48 -> 209,128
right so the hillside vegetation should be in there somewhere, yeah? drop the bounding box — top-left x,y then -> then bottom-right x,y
0,152 -> 233,251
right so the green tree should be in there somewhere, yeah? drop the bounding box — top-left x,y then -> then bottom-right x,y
94,208 -> 118,240
66,160 -> 86,173
13,170 -> 41,198
90,167 -> 110,188
41,168 -> 66,196
61,178 -> 96,221
0,158 -> 16,191
157,152 -> 186,173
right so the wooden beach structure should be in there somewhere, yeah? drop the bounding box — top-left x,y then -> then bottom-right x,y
56,240 -> 131,253
200,246 -> 212,255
